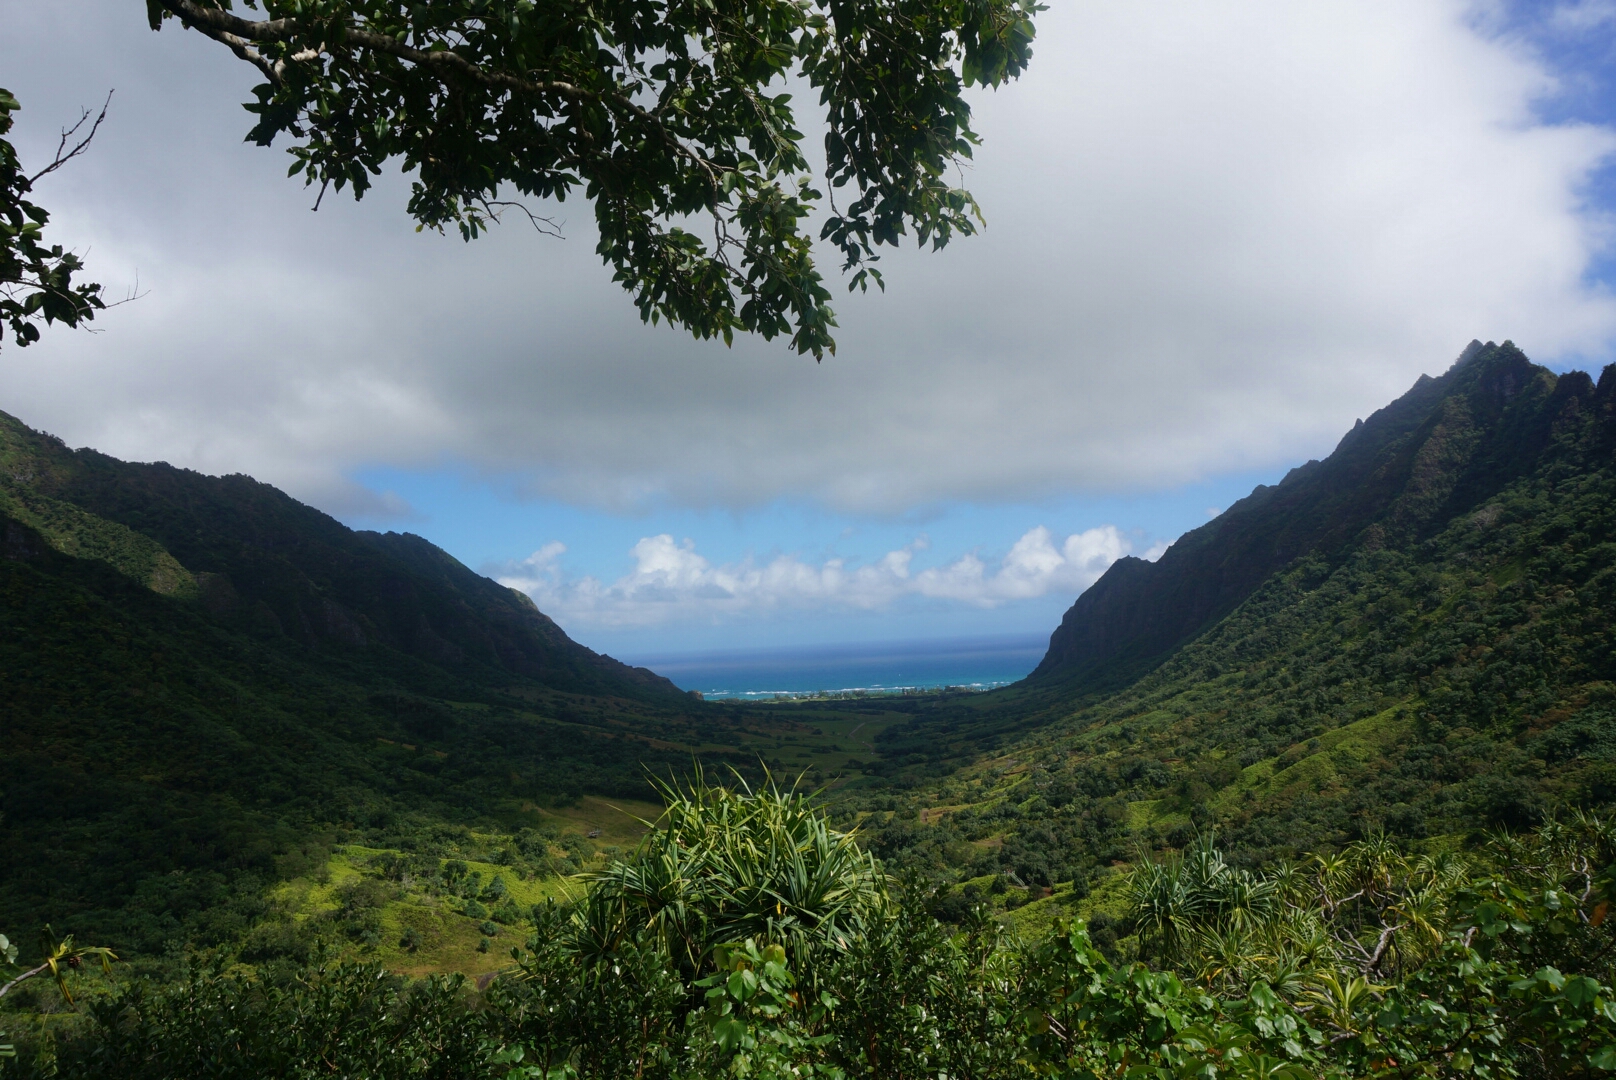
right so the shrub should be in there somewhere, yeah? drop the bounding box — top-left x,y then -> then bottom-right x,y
582,771 -> 889,980
12,796 -> 1616,1080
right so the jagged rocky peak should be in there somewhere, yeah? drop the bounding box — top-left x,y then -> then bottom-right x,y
1030,340 -> 1613,691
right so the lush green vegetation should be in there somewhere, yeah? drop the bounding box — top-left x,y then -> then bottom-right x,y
8,785 -> 1616,1078
0,512 -> 923,966
0,410 -> 847,959
0,407 -> 970,968
834,344 -> 1616,931
9,342 -> 1616,1075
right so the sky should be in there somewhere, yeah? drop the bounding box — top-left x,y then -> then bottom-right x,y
3,1 -> 1616,658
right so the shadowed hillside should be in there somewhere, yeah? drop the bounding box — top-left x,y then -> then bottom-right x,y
1033,340 -> 1595,692
0,411 -> 679,699
0,410 -> 756,954
853,342 -> 1616,927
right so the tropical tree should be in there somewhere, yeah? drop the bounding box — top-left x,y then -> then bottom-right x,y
1128,833 -> 1281,973
139,0 -> 1041,357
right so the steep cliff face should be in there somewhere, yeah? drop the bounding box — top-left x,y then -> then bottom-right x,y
0,409 -> 678,698
1031,341 -> 1612,690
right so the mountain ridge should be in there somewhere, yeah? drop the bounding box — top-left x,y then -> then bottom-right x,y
9,337 -> 1616,960
0,409 -> 678,699
0,408 -> 782,954
855,339 -> 1616,919
1030,340 -> 1604,692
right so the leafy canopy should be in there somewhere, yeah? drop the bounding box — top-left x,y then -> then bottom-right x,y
145,0 -> 1041,357
0,90 -> 106,349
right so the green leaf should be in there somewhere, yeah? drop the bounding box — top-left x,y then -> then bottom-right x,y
1567,977 -> 1602,1008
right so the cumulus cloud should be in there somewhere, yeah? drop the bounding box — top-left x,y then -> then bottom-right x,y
499,526 -> 1133,628
2,1 -> 1614,517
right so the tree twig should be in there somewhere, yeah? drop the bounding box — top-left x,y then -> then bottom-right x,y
0,962 -> 49,1001
1363,922 -> 1401,975
27,91 -> 113,186
480,200 -> 565,239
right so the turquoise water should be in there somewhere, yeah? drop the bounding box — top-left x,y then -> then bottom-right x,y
622,633 -> 1048,700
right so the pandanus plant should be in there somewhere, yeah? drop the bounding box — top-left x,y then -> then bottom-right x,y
579,770 -> 890,981
1129,833 -> 1281,968
0,926 -> 115,1004
1128,830 -> 1482,1005
0,926 -> 115,1060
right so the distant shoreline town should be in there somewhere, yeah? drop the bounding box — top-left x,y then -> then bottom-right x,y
697,681 -> 1015,702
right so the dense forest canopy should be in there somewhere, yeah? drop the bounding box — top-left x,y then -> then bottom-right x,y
851,342 -> 1616,905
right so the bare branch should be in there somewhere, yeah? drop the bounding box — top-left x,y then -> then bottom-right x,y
480,200 -> 565,239
1363,922 -> 1401,975
0,962 -> 50,1001
1321,888 -> 1366,917
102,270 -> 148,312
1333,930 -> 1372,965
27,91 -> 113,187
155,0 -> 586,99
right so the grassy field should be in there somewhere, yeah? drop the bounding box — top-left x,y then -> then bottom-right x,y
686,702 -> 913,782
249,699 -> 992,979
254,795 -> 682,977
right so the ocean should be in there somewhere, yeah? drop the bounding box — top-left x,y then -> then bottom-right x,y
621,632 -> 1049,700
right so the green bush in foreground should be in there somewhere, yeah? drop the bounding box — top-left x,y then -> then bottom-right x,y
10,788 -> 1616,1079
581,772 -> 889,979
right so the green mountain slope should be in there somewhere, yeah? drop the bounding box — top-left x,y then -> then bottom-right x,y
0,414 -> 679,698
10,338 -> 1616,959
0,412 -> 781,954
1035,340 -> 1586,693
857,342 -> 1616,922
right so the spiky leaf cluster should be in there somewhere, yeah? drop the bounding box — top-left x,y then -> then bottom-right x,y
581,772 -> 889,977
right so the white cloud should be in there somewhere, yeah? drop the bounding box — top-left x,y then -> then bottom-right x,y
1548,1 -> 1616,31
2,0 -> 1614,517
499,526 -> 1132,628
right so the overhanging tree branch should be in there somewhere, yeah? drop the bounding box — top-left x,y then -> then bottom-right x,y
1,87 -> 112,348
155,0 -> 589,99
142,0 -> 1042,358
